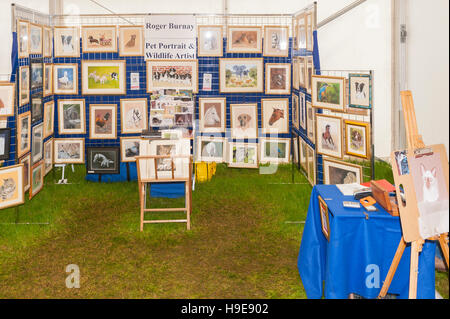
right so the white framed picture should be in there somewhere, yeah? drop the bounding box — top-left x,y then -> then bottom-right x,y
228,142 -> 259,169
259,138 -> 290,164
197,136 -> 226,163
261,99 -> 289,134
120,99 -> 148,134
199,98 -> 226,133
120,136 -> 141,162
53,64 -> 78,95
230,103 -> 258,140
198,25 -> 223,57
54,26 -> 80,57
53,138 -> 85,164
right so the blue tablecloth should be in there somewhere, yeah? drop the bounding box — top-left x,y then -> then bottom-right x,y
298,185 -> 436,299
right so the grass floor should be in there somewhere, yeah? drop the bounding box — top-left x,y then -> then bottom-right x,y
0,161 -> 448,299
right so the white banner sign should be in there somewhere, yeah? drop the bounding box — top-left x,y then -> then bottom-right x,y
145,15 -> 197,60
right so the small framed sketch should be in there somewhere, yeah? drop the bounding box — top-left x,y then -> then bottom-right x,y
259,138 -> 290,164
227,26 -> 262,54
43,138 -> 53,176
306,101 -> 315,143
261,98 -> 289,134
0,128 -> 11,161
54,26 -> 80,57
43,64 -> 53,97
146,60 -> 198,93
120,99 -> 148,134
312,75 -> 345,112
53,64 -> 78,95
120,137 -> 141,162
198,25 -> 223,57
29,23 -> 42,55
119,25 -> 144,56
316,114 -> 343,159
296,13 -> 307,50
219,58 -> 264,93
19,66 -> 30,106
344,120 -> 370,159
318,195 -> 330,241
197,136 -> 226,163
299,138 -> 308,172
349,73 -> 372,109
228,142 -> 258,169
86,147 -> 120,175
17,112 -> 31,158
0,82 -> 15,117
323,158 -> 363,185
30,60 -> 43,90
230,103 -> 258,140
31,123 -> 44,164
43,101 -> 55,138
299,92 -> 306,131
17,20 -> 29,58
265,63 -> 291,95
306,143 -> 316,185
54,138 -> 85,164
82,60 -> 126,95
292,58 -> 300,90
82,25 -> 117,53
199,98 -> 226,133
299,57 -> 306,89
30,161 -> 44,200
263,26 -> 289,57
89,104 -> 117,139
58,99 -> 86,135
19,153 -> 31,192
43,26 -> 53,57
306,57 -> 314,94
0,164 -> 25,209
31,94 -> 43,124
292,94 -> 299,130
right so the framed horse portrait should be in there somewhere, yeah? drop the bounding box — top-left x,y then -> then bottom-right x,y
82,25 -> 117,53
146,60 -> 198,93
261,98 -> 289,134
227,26 -> 262,54
316,114 -> 343,159
54,26 -> 80,58
199,98 -> 226,133
230,104 -> 258,140
120,99 -> 148,134
265,63 -> 291,95
344,119 -> 370,159
263,26 -> 289,57
198,25 -> 223,57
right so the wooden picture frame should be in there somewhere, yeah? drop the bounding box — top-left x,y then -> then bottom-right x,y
43,101 -> 55,138
17,20 -> 29,58
296,13 -> 307,50
53,64 -> 78,95
120,98 -> 148,134
89,104 -> 117,140
30,59 -> 43,90
318,195 -> 330,241
299,138 -> 308,172
31,93 -> 43,124
226,26 -> 262,54
19,153 -> 31,192
293,135 -> 300,168
198,25 -> 223,57
306,143 -> 316,185
230,103 -> 258,140
292,57 -> 300,90
344,119 -> 370,159
261,98 -> 289,134
43,26 -> 53,58
0,164 -> 25,209
299,57 -> 306,89
0,128 -> 11,161
316,114 -> 344,159
29,23 -> 43,55
119,25 -> 144,56
120,137 -> 141,162
43,138 -> 53,176
82,25 -> 117,53
299,92 -> 307,131
292,94 -> 299,130
43,63 -> 53,97
86,147 -> 120,175
0,82 -> 16,117
146,60 -> 198,93
29,160 -> 44,200
219,58 -> 264,93
228,142 -> 259,169
306,56 -> 314,94
199,97 -> 226,133
58,99 -> 86,135
53,138 -> 85,164
311,75 -> 346,112
306,101 -> 315,143
197,136 -> 226,163
17,111 -> 31,158
53,26 -> 80,58
259,138 -> 290,164
19,66 -> 30,106
263,26 -> 289,57
323,158 -> 363,185
349,73 -> 372,109
82,60 -> 126,95
265,63 -> 291,95
31,123 -> 44,164
306,12 -> 314,52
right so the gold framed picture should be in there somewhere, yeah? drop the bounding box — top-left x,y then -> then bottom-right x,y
228,142 -> 259,169
82,25 -> 117,53
43,63 -> 53,97
219,58 -> 264,93
318,195 -> 330,241
17,111 -> 31,158
227,26 -> 262,54
292,57 -> 300,90
31,123 -> 44,164
58,99 -> 86,135
89,104 -> 117,140
82,60 -> 126,95
292,94 -> 299,130
323,158 -> 363,185
120,98 -> 148,134
17,20 -> 29,58
316,114 -> 343,159
0,82 -> 15,117
299,57 -> 306,89
43,26 -> 53,58
29,23 -> 43,55
43,101 -> 55,138
29,161 -> 44,200
199,97 -> 226,133
54,138 -> 85,164
0,164 -> 25,209
54,26 -> 80,58
19,153 -> 31,192
261,98 -> 289,134
299,138 -> 307,172
146,60 -> 198,93
120,137 -> 141,162
297,13 -> 307,50
263,26 -> 289,57
311,75 -> 345,112
230,103 -> 258,140
19,66 -> 30,106
344,119 -> 370,159
306,101 -> 315,143
306,143 -> 316,185
265,63 -> 291,95
306,56 -> 314,94
53,64 -> 78,95
44,138 -> 54,176
306,12 -> 314,52
119,25 -> 144,56
198,25 -> 223,57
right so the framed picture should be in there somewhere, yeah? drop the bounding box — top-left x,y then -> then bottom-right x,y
297,14 -> 307,50
53,138 -> 85,164
292,58 -> 300,90
19,66 -> 30,106
82,60 -> 126,95
89,104 -> 117,139
261,98 -> 289,134
299,138 -> 308,172
306,12 -> 314,52
120,99 -> 148,134
19,153 -> 31,192
299,92 -> 306,131
0,82 -> 15,117
219,58 -> 264,93
292,94 -> 299,130
146,60 -> 198,93
43,101 -> 55,138
29,161 -> 44,200
293,136 -> 299,168
0,128 -> 11,161
349,73 -> 372,109
58,99 -> 86,135
306,143 -> 316,185
17,20 -> 29,58
120,137 -> 141,162
53,64 -> 78,95
29,23 -> 42,55
228,142 -> 258,169
86,147 -> 120,175
265,63 -> 291,95
230,103 -> 258,139
198,25 -> 223,57
316,114 -> 343,159
344,120 -> 370,159
31,93 -> 43,124
299,57 -> 306,89
227,26 -> 262,54
0,164 -> 25,209
263,26 -> 289,57
312,75 -> 345,112
43,26 -> 53,58
306,101 -> 315,142
306,57 -> 314,94
323,158 -> 363,185
259,138 -> 290,164
54,26 -> 80,57
31,123 -> 44,164
43,64 -> 53,97
119,25 -> 144,56
82,25 -> 117,53
17,111 -> 31,158
318,196 -> 330,241
197,136 -> 226,163
43,138 -> 53,176
30,60 -> 43,90
199,98 -> 226,133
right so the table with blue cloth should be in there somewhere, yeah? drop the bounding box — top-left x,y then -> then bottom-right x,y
297,185 -> 436,299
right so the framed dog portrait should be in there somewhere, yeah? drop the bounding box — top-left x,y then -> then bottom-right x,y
53,64 -> 78,95
228,142 -> 258,169
349,73 -> 372,109
344,120 -> 370,159
82,60 -> 126,95
261,98 -> 289,134
82,25 -> 117,53
19,153 -> 31,192
259,138 -> 290,164
199,98 -> 226,133
312,75 -> 345,112
54,26 -> 80,57
265,63 -> 291,95
43,101 -> 55,138
19,66 -> 30,106
0,82 -> 15,117
299,92 -> 306,131
29,161 -> 44,200
30,60 -> 43,90
306,101 -> 315,143
306,143 -> 316,185
53,138 -> 85,164
17,20 -> 29,58
219,58 -> 264,93
31,123 -> 44,164
0,128 -> 11,161
292,94 -> 299,130
316,114 -> 343,159
323,158 -> 363,185
263,26 -> 289,57
17,111 -> 31,158
29,23 -> 42,55
58,99 -> 86,135
146,60 -> 198,93
120,99 -> 148,134
89,104 -> 117,139
230,103 -> 258,140
0,164 -> 25,209
198,26 -> 223,57
86,147 -> 120,175
120,137 -> 141,162
43,138 -> 53,176
43,26 -> 53,58
31,93 -> 43,124
227,26 -> 262,54
43,64 -> 53,97
197,136 -> 226,163
119,25 -> 144,56
318,196 -> 330,241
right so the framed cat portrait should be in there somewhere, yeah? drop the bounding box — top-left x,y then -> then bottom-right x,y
0,164 -> 25,210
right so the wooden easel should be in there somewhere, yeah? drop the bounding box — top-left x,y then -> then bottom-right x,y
378,91 -> 449,299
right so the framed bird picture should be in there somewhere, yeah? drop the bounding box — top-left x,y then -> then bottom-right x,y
119,25 -> 144,56
311,75 -> 345,112
349,73 -> 372,109
89,104 -> 117,140
54,26 -> 80,58
120,137 -> 141,162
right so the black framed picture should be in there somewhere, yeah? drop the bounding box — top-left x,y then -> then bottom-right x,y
86,147 -> 120,175
30,58 -> 43,90
31,92 -> 43,124
0,128 -> 11,160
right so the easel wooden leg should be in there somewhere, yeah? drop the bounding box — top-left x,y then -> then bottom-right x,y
438,233 -> 449,269
140,182 -> 145,232
378,237 -> 407,298
409,240 -> 424,299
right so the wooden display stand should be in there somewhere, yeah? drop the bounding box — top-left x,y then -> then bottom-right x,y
378,91 -> 449,299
